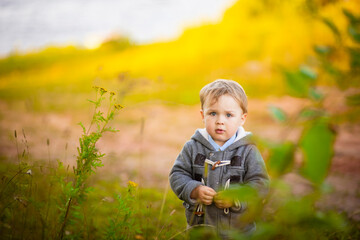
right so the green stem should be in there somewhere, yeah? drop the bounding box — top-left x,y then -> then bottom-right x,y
58,197 -> 73,240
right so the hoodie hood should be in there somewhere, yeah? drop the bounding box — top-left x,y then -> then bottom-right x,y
191,126 -> 253,151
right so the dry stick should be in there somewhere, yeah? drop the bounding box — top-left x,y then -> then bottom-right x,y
64,143 -> 68,166
14,130 -> 20,167
45,138 -> 53,231
21,171 -> 33,239
47,138 -> 51,166
59,197 -> 73,240
22,129 -> 30,161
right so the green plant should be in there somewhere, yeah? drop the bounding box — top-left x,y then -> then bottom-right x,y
104,181 -> 141,240
57,87 -> 123,239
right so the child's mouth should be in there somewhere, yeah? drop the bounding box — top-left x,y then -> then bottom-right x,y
215,129 -> 225,134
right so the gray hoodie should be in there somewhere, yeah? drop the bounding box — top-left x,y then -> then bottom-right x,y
169,128 -> 269,233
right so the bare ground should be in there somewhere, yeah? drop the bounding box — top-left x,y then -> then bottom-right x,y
0,96 -> 359,222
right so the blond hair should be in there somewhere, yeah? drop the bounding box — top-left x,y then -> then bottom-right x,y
200,79 -> 248,113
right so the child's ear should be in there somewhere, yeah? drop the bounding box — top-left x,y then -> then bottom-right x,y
240,113 -> 248,125
200,110 -> 205,122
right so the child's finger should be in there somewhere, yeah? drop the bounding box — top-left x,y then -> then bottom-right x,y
204,191 -> 216,197
215,202 -> 225,209
202,195 -> 214,202
205,189 -> 217,196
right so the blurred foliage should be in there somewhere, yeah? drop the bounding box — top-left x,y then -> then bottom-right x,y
215,1 -> 360,239
181,0 -> 360,238
0,0 -> 360,239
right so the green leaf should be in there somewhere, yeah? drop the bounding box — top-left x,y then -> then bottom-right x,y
314,45 -> 332,56
349,47 -> 360,68
78,122 -> 86,134
300,65 -> 317,80
87,99 -> 97,105
343,9 -> 360,43
348,26 -> 360,43
298,107 -> 325,121
343,9 -> 359,24
284,71 -> 307,97
322,18 -> 341,41
267,142 -> 296,177
308,87 -> 324,101
268,105 -> 287,122
300,119 -> 335,184
223,185 -> 259,202
284,66 -> 316,98
346,93 -> 360,106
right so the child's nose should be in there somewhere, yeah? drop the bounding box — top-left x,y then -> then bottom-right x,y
216,115 -> 225,124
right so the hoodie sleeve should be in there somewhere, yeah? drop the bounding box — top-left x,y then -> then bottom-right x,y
230,145 -> 269,213
169,141 -> 202,205
243,145 -> 270,197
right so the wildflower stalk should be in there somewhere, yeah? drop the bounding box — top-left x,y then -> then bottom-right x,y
58,87 -> 122,239
14,130 -> 20,166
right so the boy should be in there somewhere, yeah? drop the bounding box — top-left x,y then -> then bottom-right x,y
169,79 -> 269,236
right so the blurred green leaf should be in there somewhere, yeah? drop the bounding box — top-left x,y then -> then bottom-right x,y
343,9 -> 360,43
343,9 -> 359,24
268,105 -> 287,122
348,26 -> 360,43
346,93 -> 360,106
308,87 -> 324,101
300,65 -> 317,80
298,107 -> 325,121
223,185 -> 259,203
322,18 -> 341,42
300,119 -> 335,184
349,47 -> 360,68
314,45 -> 332,56
284,72 -> 308,98
284,66 -> 317,98
267,142 -> 295,177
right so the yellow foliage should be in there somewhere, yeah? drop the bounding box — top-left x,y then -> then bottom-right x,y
0,0 -> 359,106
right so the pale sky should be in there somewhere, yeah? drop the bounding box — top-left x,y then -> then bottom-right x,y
0,0 -> 236,56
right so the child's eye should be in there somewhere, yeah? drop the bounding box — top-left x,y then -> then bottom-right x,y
209,112 -> 216,116
226,113 -> 232,117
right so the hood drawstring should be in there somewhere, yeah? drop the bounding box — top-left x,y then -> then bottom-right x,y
224,179 -> 230,214
195,178 -> 205,216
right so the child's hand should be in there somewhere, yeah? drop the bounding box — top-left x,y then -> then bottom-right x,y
190,185 -> 217,205
214,191 -> 233,209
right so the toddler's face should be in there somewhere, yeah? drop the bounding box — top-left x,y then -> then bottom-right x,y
200,94 -> 247,147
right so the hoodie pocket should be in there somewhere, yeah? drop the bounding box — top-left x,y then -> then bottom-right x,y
226,166 -> 245,184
